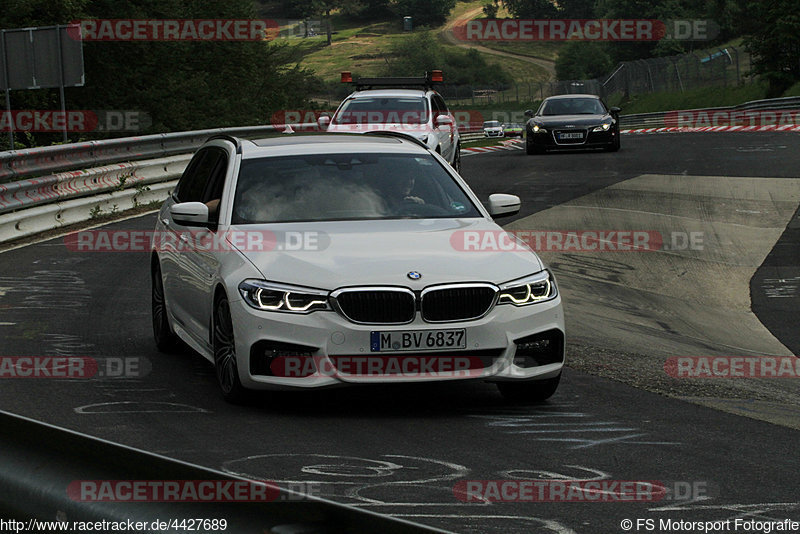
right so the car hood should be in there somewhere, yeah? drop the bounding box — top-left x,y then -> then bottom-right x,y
228,218 -> 543,290
531,114 -> 610,128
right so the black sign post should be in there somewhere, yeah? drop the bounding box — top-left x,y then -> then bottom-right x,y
0,25 -> 84,147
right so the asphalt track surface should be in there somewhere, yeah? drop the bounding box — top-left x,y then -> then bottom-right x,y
0,132 -> 799,533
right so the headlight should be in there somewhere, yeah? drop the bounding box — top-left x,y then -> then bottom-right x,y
498,270 -> 558,306
532,125 -> 547,133
593,123 -> 612,132
239,280 -> 331,313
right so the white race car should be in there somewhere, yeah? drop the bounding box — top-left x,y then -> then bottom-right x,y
152,133 -> 564,403
321,71 -> 461,173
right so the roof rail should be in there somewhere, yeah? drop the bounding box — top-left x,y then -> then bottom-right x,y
347,71 -> 444,91
361,130 -> 430,150
205,134 -> 243,154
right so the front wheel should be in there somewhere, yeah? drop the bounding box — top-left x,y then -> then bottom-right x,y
607,131 -> 621,152
497,372 -> 561,402
152,262 -> 180,352
452,143 -> 462,173
213,295 -> 249,403
526,138 -> 544,155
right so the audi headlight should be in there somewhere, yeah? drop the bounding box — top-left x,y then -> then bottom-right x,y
239,280 -> 331,313
593,123 -> 612,132
498,270 -> 558,306
532,124 -> 547,133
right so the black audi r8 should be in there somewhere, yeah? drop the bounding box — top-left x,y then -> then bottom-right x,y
524,94 -> 621,154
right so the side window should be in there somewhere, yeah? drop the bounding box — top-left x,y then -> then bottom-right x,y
434,94 -> 449,115
174,148 -> 227,205
202,150 -> 229,224
430,94 -> 442,118
175,149 -> 218,203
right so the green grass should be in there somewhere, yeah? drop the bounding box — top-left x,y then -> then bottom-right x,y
480,40 -> 562,62
783,82 -> 800,97
284,0 -> 549,86
615,82 -> 769,114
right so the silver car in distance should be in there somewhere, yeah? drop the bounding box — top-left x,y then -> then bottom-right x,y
151,133 -> 564,403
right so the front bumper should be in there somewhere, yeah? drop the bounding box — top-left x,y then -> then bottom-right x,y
528,128 -> 616,149
229,293 -> 565,389
484,130 -> 504,138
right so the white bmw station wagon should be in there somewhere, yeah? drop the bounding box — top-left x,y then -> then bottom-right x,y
151,133 -> 564,402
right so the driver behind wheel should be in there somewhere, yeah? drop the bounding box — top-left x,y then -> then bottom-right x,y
380,171 -> 425,210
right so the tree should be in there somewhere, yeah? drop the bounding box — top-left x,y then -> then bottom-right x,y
742,0 -> 800,96
391,0 -> 456,27
1,0 -> 321,146
501,0 -> 557,19
555,42 -> 614,80
382,32 -> 512,86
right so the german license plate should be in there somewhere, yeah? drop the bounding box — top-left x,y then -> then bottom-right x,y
370,329 -> 466,352
558,132 -> 583,140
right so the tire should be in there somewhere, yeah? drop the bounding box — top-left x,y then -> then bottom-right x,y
213,295 -> 249,403
607,130 -> 621,152
526,138 -> 544,155
496,372 -> 561,402
152,262 -> 180,352
452,143 -> 462,173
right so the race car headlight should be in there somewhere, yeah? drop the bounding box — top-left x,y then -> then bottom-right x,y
239,280 -> 331,313
532,124 -> 547,133
498,270 -> 558,306
593,123 -> 612,132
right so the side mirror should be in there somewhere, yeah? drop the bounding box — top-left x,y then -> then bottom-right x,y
487,193 -> 521,218
170,202 -> 210,227
435,114 -> 453,126
609,106 -> 621,114
524,109 -> 534,118
317,114 -> 331,130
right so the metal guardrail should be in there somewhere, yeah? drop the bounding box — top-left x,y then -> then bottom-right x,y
1,94 -> 799,218
0,409 -> 450,533
0,125 -> 295,183
619,96 -> 800,130
0,125 -> 308,220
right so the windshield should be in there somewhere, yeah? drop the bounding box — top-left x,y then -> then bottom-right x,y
332,97 -> 429,124
540,98 -> 607,116
483,121 -> 501,127
232,152 -> 480,223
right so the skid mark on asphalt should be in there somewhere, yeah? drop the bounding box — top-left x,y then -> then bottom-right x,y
74,401 -> 210,414
0,270 -> 92,310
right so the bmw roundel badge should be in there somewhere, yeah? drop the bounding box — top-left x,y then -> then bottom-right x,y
407,271 -> 422,280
